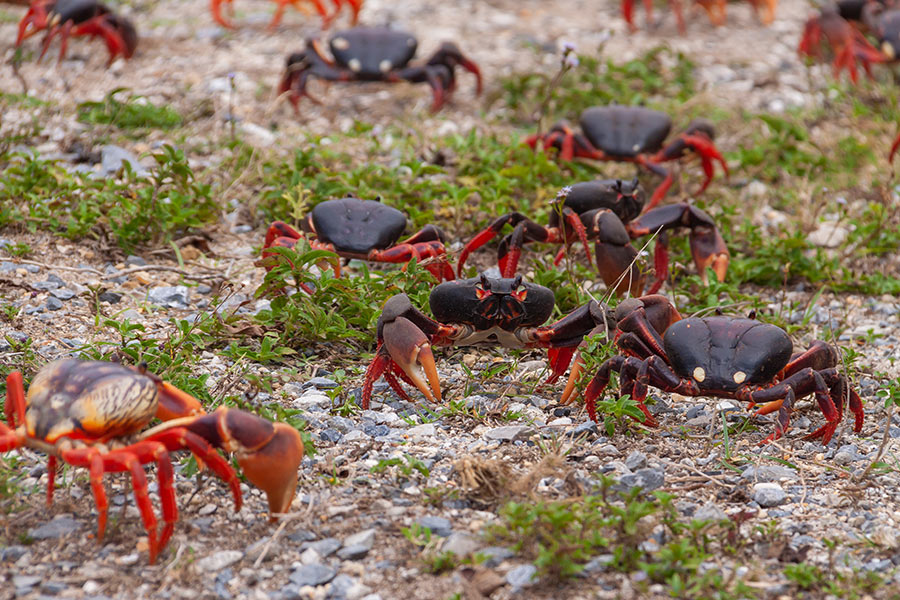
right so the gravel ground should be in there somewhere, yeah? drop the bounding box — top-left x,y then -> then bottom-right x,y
2,0 -> 900,599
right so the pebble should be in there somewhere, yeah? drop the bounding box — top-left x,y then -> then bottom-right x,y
45,297 -> 64,311
741,465 -> 798,482
617,468 -> 665,492
12,575 -> 41,589
752,483 -> 787,507
319,429 -> 343,443
101,145 -> 148,177
417,516 -> 452,537
506,564 -> 538,589
343,529 -> 375,551
442,532 -> 481,557
303,538 -> 342,557
336,544 -> 371,560
29,516 -> 82,539
289,564 -> 337,587
625,451 -> 648,470
478,546 -> 515,567
148,285 -> 191,308
694,502 -> 728,522
408,423 -> 436,439
195,550 -> 243,572
567,420 -> 599,438
483,425 -> 533,442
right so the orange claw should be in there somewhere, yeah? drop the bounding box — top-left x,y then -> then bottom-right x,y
184,407 -> 305,519
382,316 -> 442,403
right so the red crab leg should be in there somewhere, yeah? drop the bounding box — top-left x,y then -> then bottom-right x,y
57,447 -> 108,540
5,371 -> 26,428
369,241 -> 454,282
71,17 -> 133,65
210,0 -> 235,28
146,428 -> 242,511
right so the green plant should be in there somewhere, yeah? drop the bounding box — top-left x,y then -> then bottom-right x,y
77,88 -> 182,130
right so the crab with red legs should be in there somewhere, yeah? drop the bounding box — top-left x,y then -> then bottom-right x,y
361,273 -> 679,410
278,26 -> 482,113
0,359 -> 305,564
622,0 -> 777,34
210,0 -> 361,30
565,305 -> 865,445
16,0 -> 137,65
262,196 -> 455,292
457,179 -> 729,298
798,0 -> 898,85
527,106 -> 728,210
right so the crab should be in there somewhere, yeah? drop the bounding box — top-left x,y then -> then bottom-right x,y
361,273 -> 681,409
0,359 -> 305,564
526,106 -> 728,210
210,0 -> 361,30
457,180 -> 729,297
798,0 -> 895,84
622,0 -> 777,33
16,0 -> 137,65
567,305 -> 865,445
278,26 -> 482,113
262,196 -> 455,291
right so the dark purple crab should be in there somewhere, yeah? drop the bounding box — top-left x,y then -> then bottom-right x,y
361,273 -> 682,409
262,197 -> 454,290
527,106 -> 729,209
457,179 -> 729,297
278,26 -> 482,112
567,304 -> 865,445
16,0 -> 137,65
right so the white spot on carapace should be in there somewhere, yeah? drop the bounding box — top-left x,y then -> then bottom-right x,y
692,366 -> 706,382
348,58 -> 362,72
379,59 -> 392,72
332,37 -> 349,50
733,371 -> 747,384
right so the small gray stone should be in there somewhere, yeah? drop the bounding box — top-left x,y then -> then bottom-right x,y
694,502 -> 728,522
506,564 -> 538,589
33,280 -> 60,291
417,516 -> 452,537
364,424 -> 390,437
51,288 -> 75,300
289,564 -> 337,587
306,376 -> 339,389
101,145 -> 148,176
195,550 -> 242,572
741,465 -> 798,482
408,423 -> 436,438
29,516 -> 82,539
618,468 -> 665,492
752,483 -> 787,507
125,255 -> 147,266
478,546 -> 514,567
319,429 -> 342,443
567,420 -> 600,439
303,538 -> 342,557
98,292 -> 122,304
12,575 -> 41,589
336,544 -> 370,560
484,425 -> 533,442
442,532 -> 481,557
326,574 -> 357,600
625,451 -> 648,470
1,546 -> 28,561
42,581 -> 67,595
148,286 -> 190,308
343,529 -> 375,550
45,297 -> 64,311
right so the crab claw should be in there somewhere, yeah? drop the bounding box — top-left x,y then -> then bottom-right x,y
382,316 -> 441,404
209,0 -> 235,28
689,225 -> 729,285
185,408 -> 304,518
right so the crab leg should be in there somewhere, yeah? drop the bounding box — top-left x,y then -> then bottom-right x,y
627,203 -> 729,291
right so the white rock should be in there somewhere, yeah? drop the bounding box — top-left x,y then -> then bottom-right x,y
808,221 -> 849,248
